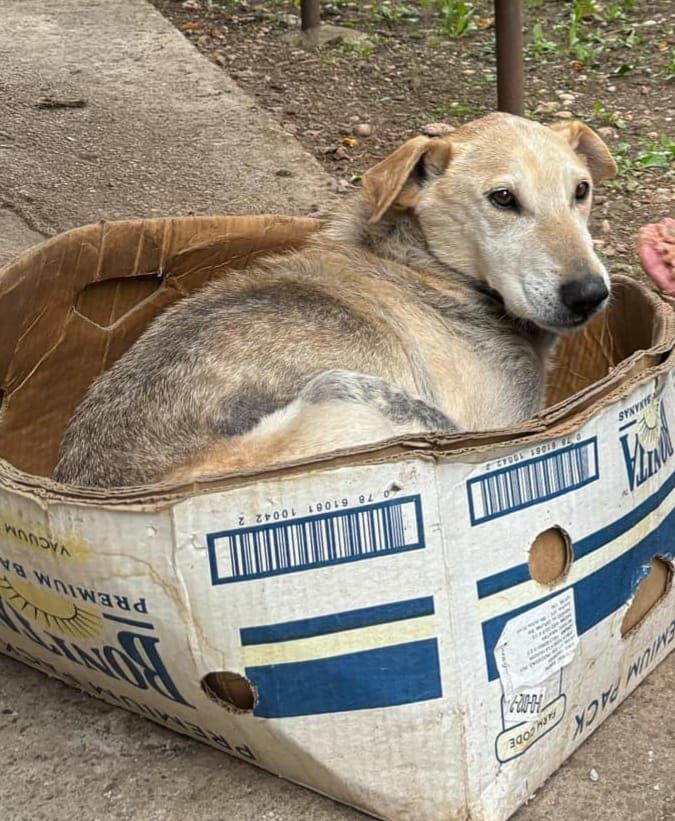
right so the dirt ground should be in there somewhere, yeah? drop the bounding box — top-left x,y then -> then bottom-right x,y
150,0 -> 674,273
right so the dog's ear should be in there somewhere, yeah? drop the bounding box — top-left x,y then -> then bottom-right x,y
550,121 -> 617,184
362,136 -> 452,223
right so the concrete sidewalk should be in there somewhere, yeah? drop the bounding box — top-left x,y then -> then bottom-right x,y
0,2 -> 672,820
0,0 -> 333,237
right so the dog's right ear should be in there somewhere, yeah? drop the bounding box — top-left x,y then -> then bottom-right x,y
362,137 -> 452,223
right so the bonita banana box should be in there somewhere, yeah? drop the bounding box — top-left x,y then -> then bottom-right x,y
0,216 -> 673,820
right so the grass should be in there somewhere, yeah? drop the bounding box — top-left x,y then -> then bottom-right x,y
635,136 -> 675,171
608,136 -> 675,190
369,2 -> 418,26
421,0 -> 477,37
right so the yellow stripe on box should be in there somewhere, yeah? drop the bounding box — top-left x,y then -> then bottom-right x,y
242,615 -> 436,667
478,489 -> 675,621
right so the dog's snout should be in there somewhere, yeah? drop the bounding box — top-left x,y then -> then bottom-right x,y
560,276 -> 608,317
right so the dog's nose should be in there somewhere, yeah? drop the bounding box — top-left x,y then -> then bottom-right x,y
560,276 -> 608,316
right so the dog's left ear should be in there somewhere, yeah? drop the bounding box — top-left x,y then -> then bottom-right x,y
550,121 -> 617,184
362,136 -> 452,223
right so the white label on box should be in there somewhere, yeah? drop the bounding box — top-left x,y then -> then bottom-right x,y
502,686 -> 546,724
495,589 -> 578,700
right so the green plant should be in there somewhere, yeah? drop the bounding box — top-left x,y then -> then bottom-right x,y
604,0 -> 636,20
591,101 -> 618,127
449,102 -> 485,117
572,0 -> 599,23
611,141 -> 634,179
422,0 -> 477,38
346,42 -> 375,58
566,3 -> 604,66
634,136 -> 675,170
370,1 -> 417,26
529,21 -> 557,59
666,49 -> 675,82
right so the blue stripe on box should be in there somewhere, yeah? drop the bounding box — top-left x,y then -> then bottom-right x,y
246,638 -> 443,718
476,468 -> 675,600
240,596 -> 434,646
481,508 -> 675,681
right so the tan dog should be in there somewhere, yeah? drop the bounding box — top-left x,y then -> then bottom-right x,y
54,113 -> 616,488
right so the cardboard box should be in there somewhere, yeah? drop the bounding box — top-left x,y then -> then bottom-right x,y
0,215 -> 673,820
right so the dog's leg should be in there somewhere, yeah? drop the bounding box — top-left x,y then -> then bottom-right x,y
166,370 -> 457,483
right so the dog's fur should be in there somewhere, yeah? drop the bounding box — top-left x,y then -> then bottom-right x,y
54,113 -> 616,488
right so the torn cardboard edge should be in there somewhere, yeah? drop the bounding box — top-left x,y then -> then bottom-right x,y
0,215 -> 673,508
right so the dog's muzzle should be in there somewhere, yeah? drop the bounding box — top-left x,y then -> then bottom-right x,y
560,275 -> 609,320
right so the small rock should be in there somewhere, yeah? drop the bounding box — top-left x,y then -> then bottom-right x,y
282,24 -> 374,50
334,178 -> 352,194
275,169 -> 294,178
601,220 -> 611,234
182,0 -> 201,8
598,127 -> 616,140
589,768 -> 600,782
334,145 -> 350,160
280,13 -> 300,28
353,123 -> 372,137
554,110 -> 574,119
604,246 -> 616,257
535,101 -> 559,115
607,85 -> 617,92
420,122 -> 456,137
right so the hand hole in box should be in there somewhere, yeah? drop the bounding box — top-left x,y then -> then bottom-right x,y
201,671 -> 256,712
529,526 -> 573,586
74,272 -> 165,330
621,556 -> 673,637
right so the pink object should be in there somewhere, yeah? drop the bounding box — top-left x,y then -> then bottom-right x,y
638,217 -> 675,295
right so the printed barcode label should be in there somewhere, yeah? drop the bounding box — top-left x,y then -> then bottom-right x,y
207,495 -> 425,584
467,438 -> 599,526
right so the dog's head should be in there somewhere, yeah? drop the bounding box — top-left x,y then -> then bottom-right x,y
362,113 -> 617,332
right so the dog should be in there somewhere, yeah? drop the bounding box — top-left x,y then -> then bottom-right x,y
54,113 -> 616,488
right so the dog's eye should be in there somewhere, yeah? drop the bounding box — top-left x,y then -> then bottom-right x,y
489,189 -> 517,210
575,181 -> 590,201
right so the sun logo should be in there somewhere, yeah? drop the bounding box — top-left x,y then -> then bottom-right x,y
636,399 -> 662,451
0,576 -> 102,638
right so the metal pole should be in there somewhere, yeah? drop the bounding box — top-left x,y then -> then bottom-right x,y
494,0 -> 524,116
300,0 -> 321,32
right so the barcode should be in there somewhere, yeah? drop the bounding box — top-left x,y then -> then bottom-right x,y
467,438 -> 599,525
207,495 -> 425,584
